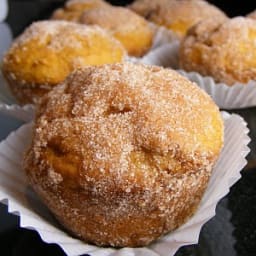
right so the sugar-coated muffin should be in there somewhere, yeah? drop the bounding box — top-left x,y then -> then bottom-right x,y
129,0 -> 227,38
24,62 -> 223,247
51,0 -> 109,22
179,17 -> 256,85
80,5 -> 154,56
2,20 -> 126,104
247,10 -> 256,20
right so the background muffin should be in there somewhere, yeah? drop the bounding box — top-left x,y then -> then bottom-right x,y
2,20 -> 126,104
129,0 -> 227,38
24,62 -> 223,247
247,10 -> 256,20
179,17 -> 256,85
51,0 -> 109,21
80,5 -> 154,56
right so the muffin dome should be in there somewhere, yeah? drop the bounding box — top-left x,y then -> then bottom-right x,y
24,62 -> 223,247
2,20 -> 126,104
179,17 -> 256,85
129,0 -> 227,38
80,5 -> 154,56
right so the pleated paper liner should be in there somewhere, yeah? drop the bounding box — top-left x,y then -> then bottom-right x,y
128,24 -> 179,68
178,70 -> 256,110
0,112 -> 250,256
0,71 -> 35,122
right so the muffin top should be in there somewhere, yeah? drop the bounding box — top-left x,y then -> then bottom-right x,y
2,20 -> 126,104
35,62 -> 223,188
247,9 -> 256,20
129,0 -> 227,37
25,62 -> 223,247
51,0 -> 109,21
179,17 -> 256,85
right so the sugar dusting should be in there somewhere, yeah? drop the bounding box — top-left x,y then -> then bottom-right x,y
180,17 -> 256,84
9,20 -> 118,51
129,0 -> 227,36
24,62 -> 223,246
80,5 -> 151,34
247,10 -> 256,20
2,20 -> 126,104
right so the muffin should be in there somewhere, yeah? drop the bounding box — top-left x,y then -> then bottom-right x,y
24,62 -> 223,247
80,5 -> 154,56
247,10 -> 256,20
129,0 -> 227,38
179,17 -> 256,85
2,20 -> 126,104
51,0 -> 109,22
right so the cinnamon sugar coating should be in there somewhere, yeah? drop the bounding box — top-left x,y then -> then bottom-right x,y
80,5 -> 154,57
51,0 -> 109,22
247,10 -> 256,20
2,20 -> 126,104
24,62 -> 223,247
179,17 -> 256,85
128,0 -> 227,38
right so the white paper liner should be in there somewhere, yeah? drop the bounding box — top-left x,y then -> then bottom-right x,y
128,25 -> 179,68
178,70 -> 256,110
0,112 -> 250,256
136,41 -> 180,69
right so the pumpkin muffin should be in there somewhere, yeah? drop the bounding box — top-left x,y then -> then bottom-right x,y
179,17 -> 256,85
24,62 -> 223,247
51,0 -> 109,22
2,20 -> 126,104
80,5 -> 154,56
129,0 -> 227,38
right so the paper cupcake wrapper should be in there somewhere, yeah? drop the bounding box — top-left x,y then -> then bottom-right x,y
178,70 -> 256,110
128,25 -> 179,68
150,24 -> 178,49
0,112 -> 250,256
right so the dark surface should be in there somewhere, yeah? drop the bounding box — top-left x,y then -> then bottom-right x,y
1,1 -> 256,255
